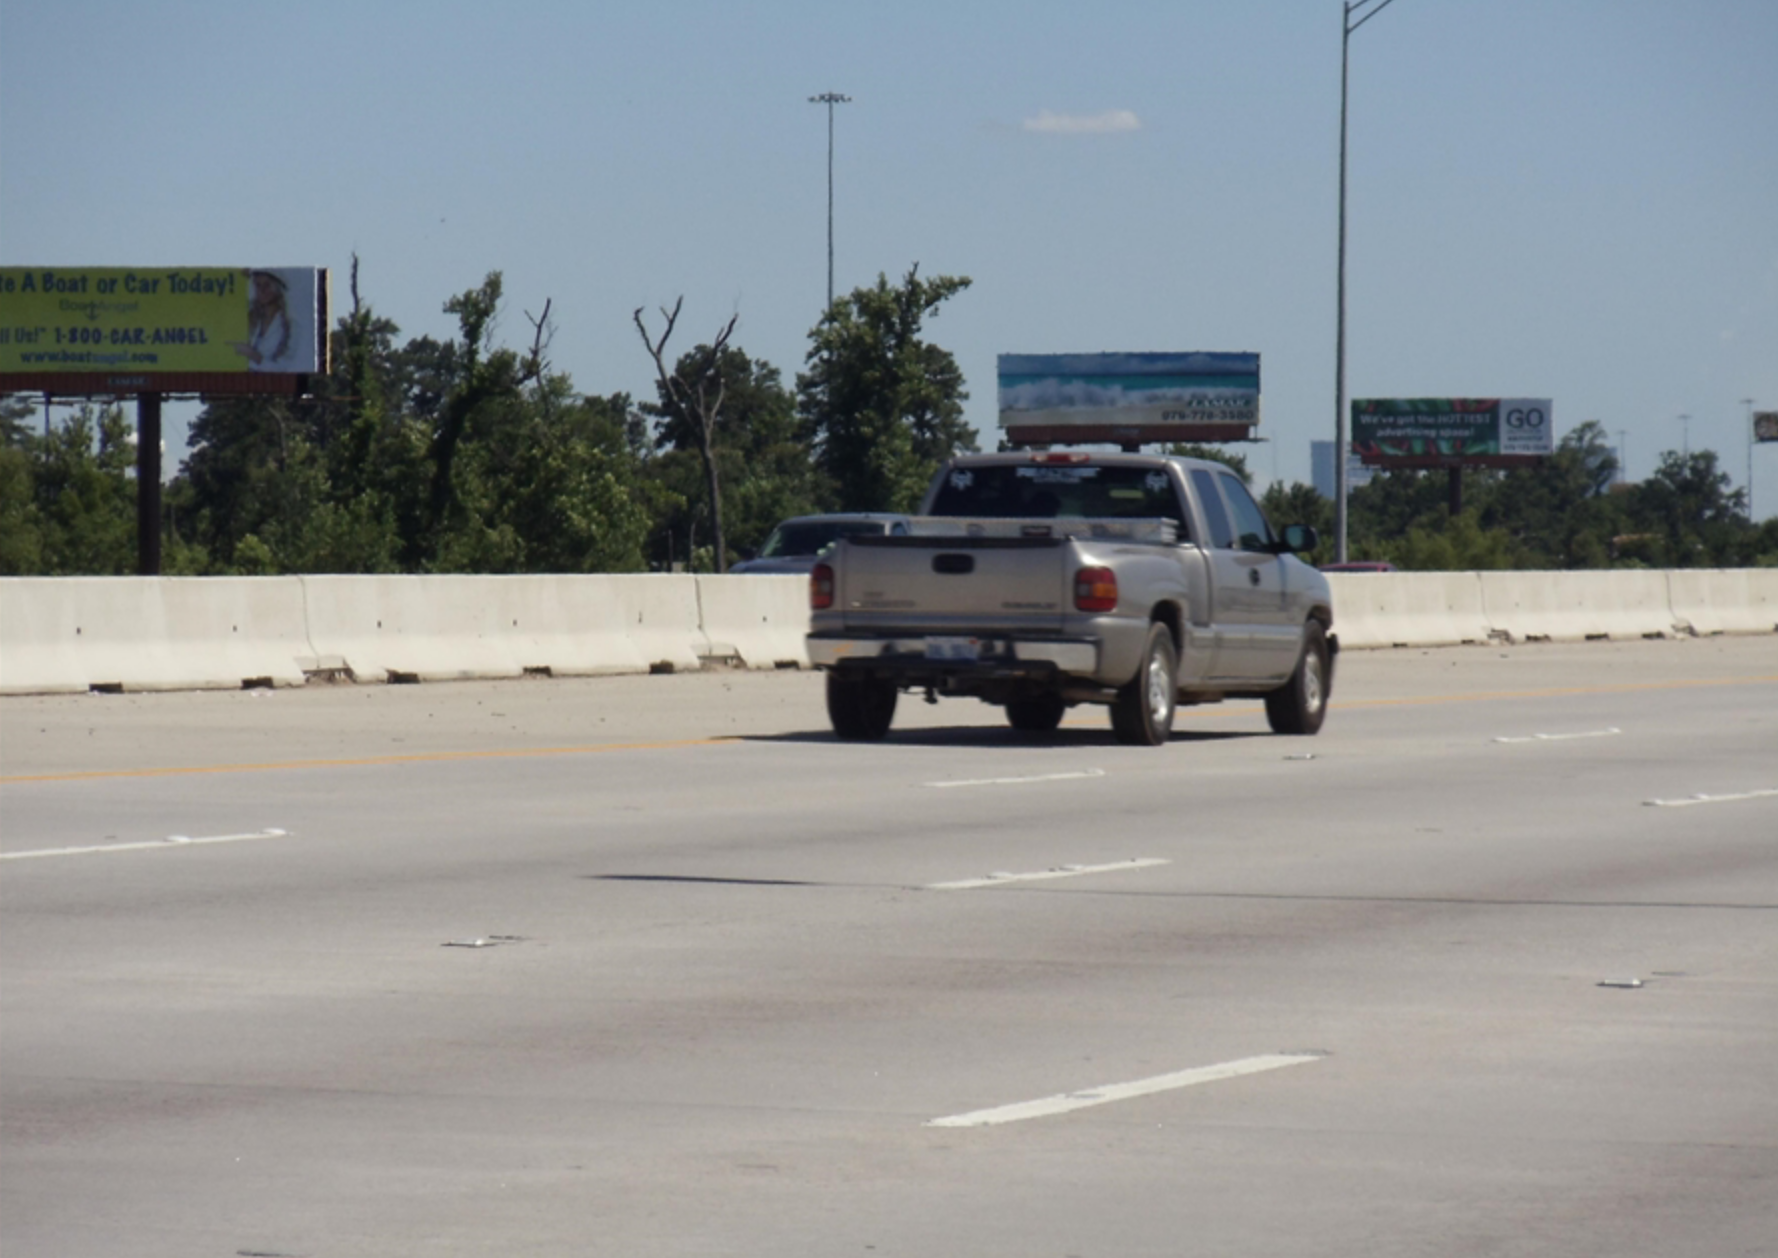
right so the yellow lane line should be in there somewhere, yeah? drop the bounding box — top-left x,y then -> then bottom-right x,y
1060,672 -> 1778,726
1332,673 -> 1778,710
0,737 -> 741,784
4,673 -> 1772,785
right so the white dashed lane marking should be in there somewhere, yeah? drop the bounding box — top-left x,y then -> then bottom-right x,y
927,858 -> 1169,891
925,769 -> 1107,788
1494,727 -> 1621,744
1,828 -> 291,861
1644,788 -> 1778,808
926,1054 -> 1326,1127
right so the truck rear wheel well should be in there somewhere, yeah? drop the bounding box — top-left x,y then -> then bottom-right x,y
1149,602 -> 1184,652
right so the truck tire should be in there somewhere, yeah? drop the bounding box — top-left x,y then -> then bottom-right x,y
1005,692 -> 1067,733
1110,621 -> 1177,746
827,672 -> 897,740
1265,620 -> 1329,735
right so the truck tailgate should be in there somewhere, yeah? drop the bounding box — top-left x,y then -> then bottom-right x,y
834,536 -> 1070,634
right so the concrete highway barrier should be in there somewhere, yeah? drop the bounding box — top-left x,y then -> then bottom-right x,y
299,574 -> 711,683
1666,569 -> 1778,637
0,576 -> 311,695
1322,571 -> 1490,648
695,575 -> 811,669
1476,569 -> 1676,642
2,568 -> 1773,695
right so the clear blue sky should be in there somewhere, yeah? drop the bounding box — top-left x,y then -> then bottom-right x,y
4,0 -> 1774,516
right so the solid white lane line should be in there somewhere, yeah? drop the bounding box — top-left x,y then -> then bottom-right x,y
927,857 -> 1169,891
1494,727 -> 1621,744
926,768 -> 1106,788
926,1054 -> 1325,1128
0,828 -> 290,861
1644,788 -> 1778,808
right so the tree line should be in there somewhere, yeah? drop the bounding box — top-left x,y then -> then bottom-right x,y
1258,426 -> 1778,570
2,262 -> 1774,575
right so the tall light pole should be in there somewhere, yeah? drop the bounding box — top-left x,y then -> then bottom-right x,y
1677,412 -> 1691,458
1335,0 -> 1401,564
809,92 -> 851,314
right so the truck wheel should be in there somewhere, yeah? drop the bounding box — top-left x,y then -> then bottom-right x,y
1265,621 -> 1329,735
827,672 -> 897,740
1110,622 -> 1177,746
1005,692 -> 1067,733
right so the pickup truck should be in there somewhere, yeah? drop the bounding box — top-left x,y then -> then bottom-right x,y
805,450 -> 1336,745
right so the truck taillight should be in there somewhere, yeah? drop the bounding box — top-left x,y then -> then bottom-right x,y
811,562 -> 835,610
1074,565 -> 1117,612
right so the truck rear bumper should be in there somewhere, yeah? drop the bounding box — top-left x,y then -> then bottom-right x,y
807,634 -> 1098,679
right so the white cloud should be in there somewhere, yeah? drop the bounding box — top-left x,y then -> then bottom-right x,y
1023,109 -> 1141,135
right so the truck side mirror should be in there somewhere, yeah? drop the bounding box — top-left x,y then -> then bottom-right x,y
1278,524 -> 1318,554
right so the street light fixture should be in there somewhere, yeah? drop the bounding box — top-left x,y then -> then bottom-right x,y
809,92 -> 851,314
1335,0 -> 1403,564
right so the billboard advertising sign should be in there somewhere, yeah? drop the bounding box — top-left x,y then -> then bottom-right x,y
0,267 -> 328,378
998,352 -> 1260,445
1352,398 -> 1553,465
1755,412 -> 1778,443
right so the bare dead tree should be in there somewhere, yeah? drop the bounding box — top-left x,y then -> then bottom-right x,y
634,297 -> 739,572
523,298 -> 555,418
524,299 -> 553,367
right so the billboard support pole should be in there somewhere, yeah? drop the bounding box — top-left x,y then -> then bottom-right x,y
1447,465 -> 1462,519
136,392 -> 162,576
1743,397 -> 1756,520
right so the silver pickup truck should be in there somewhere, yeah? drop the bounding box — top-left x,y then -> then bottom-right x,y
805,451 -> 1336,745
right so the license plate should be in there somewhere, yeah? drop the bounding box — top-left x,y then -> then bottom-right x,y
925,636 -> 980,661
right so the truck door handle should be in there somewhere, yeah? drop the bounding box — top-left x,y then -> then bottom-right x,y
1248,568 -> 1261,586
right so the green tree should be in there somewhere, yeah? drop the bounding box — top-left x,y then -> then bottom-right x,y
424,273 -> 546,560
462,383 -> 653,573
1391,509 -> 1526,570
797,265 -> 975,512
29,404 -> 138,574
1622,449 -> 1748,567
1479,420 -> 1624,568
0,396 -> 43,573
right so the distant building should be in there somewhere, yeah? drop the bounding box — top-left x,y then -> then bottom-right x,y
1311,441 -> 1375,499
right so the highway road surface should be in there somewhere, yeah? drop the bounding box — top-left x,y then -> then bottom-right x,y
3,636 -> 1775,1257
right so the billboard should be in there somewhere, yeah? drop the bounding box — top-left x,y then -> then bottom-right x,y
0,267 -> 328,382
1755,412 -> 1778,443
999,352 -> 1260,445
1352,398 -> 1553,465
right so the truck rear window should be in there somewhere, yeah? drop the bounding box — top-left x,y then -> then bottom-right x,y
928,465 -> 1188,537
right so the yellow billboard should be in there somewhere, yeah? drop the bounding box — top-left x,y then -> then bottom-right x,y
0,267 -> 327,375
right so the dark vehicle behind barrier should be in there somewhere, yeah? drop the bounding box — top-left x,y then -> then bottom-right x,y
731,513 -> 912,574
